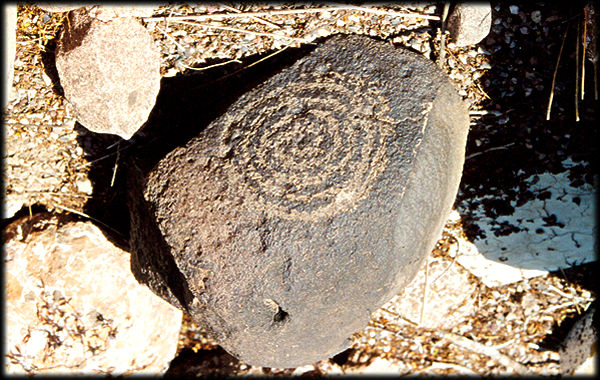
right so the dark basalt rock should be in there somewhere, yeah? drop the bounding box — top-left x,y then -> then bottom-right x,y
559,302 -> 597,374
128,34 -> 470,368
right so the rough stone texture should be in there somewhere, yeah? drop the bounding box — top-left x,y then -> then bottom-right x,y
559,302 -> 597,375
55,9 -> 161,140
447,2 -> 492,47
4,214 -> 182,375
87,5 -> 156,21
128,34 -> 470,368
3,4 -> 17,110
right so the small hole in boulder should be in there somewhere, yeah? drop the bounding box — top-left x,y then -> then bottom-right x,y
273,306 -> 288,324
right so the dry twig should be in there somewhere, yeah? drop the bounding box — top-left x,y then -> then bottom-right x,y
144,6 -> 440,22
465,142 -> 516,160
168,20 -> 310,43
546,25 -> 569,121
436,330 -> 530,375
52,204 -> 124,238
575,21 -> 580,122
437,2 -> 450,68
110,142 -> 120,188
218,3 -> 281,29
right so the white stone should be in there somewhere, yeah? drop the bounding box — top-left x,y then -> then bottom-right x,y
455,159 -> 596,287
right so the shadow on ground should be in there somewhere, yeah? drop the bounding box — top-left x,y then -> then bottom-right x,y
453,2 -> 597,272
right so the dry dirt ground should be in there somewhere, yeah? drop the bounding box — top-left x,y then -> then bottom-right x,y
3,2 -> 597,376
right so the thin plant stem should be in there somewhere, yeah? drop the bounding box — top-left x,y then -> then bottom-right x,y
143,6 -> 440,22
581,15 -> 586,100
218,3 -> 281,29
546,25 -> 569,121
575,21 -> 580,122
438,2 -> 450,68
169,20 -> 310,43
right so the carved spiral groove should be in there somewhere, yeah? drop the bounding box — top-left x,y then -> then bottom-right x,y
221,71 -> 396,221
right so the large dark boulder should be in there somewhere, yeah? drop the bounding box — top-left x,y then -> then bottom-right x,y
128,34 -> 470,368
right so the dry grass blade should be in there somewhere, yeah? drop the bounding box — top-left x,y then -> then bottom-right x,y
156,25 -> 187,53
437,2 -> 450,68
181,58 -> 241,72
327,3 -> 440,20
437,330 -> 530,375
575,21 -> 580,122
218,3 -> 281,29
546,25 -> 569,121
143,6 -> 440,22
581,14 -> 587,100
207,40 -> 299,86
52,204 -> 124,238
465,142 -> 516,160
110,142 -> 120,188
169,20 -> 310,43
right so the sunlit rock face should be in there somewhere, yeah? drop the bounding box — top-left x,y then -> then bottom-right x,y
128,34 -> 470,368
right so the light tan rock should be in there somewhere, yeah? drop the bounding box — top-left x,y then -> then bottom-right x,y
55,9 -> 161,140
88,5 -> 156,21
447,2 -> 492,46
4,214 -> 182,375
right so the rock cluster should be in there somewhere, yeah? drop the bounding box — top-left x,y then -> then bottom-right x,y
54,6 -> 160,139
128,34 -> 470,368
4,214 -> 182,375
447,2 -> 492,46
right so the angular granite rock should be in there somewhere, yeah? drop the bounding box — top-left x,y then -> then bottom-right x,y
128,34 -> 470,368
4,214 -> 182,375
447,2 -> 492,46
55,9 -> 160,140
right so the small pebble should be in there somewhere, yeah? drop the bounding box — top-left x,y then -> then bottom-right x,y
509,5 -> 519,15
531,10 -> 542,23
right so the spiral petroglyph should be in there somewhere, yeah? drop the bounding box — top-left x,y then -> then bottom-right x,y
130,34 -> 471,368
220,71 -> 397,221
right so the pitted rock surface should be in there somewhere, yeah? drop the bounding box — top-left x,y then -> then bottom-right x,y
55,8 -> 160,140
559,302 -> 597,375
128,34 -> 470,368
